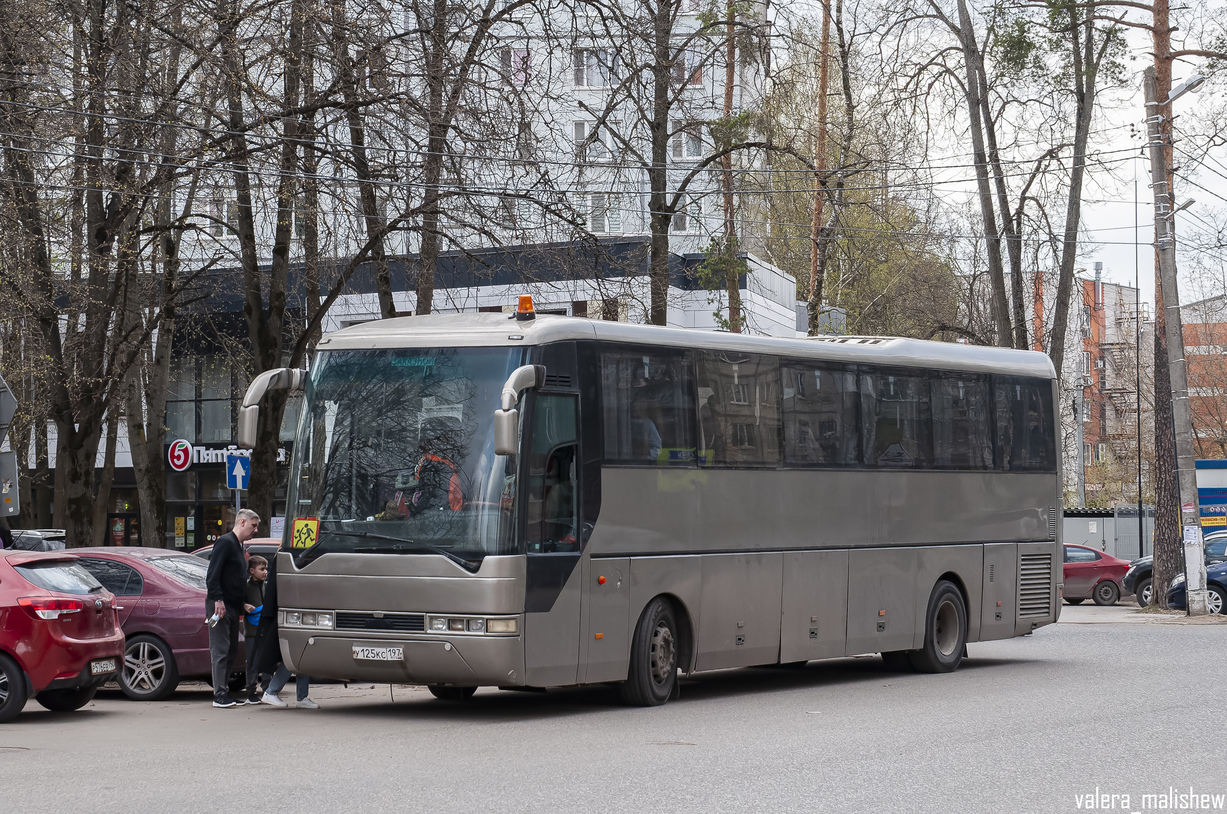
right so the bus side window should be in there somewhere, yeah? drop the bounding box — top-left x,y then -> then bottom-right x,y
993,377 -> 1057,472
860,369 -> 932,468
599,348 -> 696,466
781,363 -> 858,467
930,374 -> 992,470
695,351 -> 781,467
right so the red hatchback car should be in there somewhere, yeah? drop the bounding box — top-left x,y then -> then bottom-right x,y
0,551 -> 125,723
73,548 -> 240,701
1063,543 -> 1131,606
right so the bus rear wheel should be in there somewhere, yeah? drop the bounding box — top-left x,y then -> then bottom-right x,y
908,580 -> 967,674
427,686 -> 477,701
620,598 -> 678,707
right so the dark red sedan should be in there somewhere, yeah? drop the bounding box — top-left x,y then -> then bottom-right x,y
1063,543 -> 1131,606
73,548 -> 243,701
0,551 -> 125,723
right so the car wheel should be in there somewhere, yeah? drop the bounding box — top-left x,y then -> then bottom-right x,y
120,635 -> 180,702
1208,585 -> 1226,615
0,653 -> 28,724
35,685 -> 97,713
1065,598 -> 1085,605
1093,581 -> 1120,606
908,580 -> 967,674
427,685 -> 478,701
620,597 -> 679,706
1136,578 -> 1153,607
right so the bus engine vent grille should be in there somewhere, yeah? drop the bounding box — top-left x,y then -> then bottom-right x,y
335,612 -> 425,633
1018,554 -> 1053,618
1047,507 -> 1058,540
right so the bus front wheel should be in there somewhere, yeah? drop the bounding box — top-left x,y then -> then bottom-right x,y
620,598 -> 678,707
908,580 -> 967,674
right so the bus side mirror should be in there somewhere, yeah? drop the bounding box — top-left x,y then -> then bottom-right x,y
237,368 -> 308,449
494,408 -> 519,456
493,364 -> 546,456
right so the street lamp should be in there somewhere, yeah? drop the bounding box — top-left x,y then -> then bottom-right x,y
1167,74 -> 1206,103
1143,66 -> 1209,615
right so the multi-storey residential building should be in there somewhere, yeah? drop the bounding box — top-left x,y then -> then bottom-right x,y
1062,270 -> 1154,506
1184,294 -> 1227,459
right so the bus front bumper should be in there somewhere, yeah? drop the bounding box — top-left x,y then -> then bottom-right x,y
278,627 -> 525,687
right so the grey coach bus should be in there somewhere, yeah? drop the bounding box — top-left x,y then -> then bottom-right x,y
239,304 -> 1061,706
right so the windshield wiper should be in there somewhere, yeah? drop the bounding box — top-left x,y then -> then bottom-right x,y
334,531 -> 481,572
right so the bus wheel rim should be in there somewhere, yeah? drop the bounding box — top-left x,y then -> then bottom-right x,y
650,622 -> 675,684
935,599 -> 959,657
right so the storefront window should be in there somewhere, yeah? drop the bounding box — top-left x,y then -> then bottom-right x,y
200,399 -> 232,442
200,470 -> 230,502
166,473 -> 196,502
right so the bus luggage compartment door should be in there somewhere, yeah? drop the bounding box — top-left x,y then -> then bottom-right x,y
580,557 -> 629,683
696,553 -> 783,671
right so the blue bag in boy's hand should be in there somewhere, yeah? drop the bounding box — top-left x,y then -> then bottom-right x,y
247,604 -> 263,627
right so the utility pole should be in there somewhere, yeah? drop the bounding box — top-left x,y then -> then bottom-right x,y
1142,65 -> 1208,615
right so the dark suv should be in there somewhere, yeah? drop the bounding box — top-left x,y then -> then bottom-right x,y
1124,531 -> 1227,606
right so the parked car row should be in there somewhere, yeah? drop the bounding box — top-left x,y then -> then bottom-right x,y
1,542 -> 270,722
1122,530 -> 1227,607
0,551 -> 124,723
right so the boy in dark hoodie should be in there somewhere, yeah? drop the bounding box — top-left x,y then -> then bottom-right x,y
242,555 -> 268,704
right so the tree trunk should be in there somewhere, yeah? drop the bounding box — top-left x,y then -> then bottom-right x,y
331,0 -> 395,319
91,409 -> 119,546
719,0 -> 741,333
1048,6 -> 1101,381
806,1 -> 831,336
1150,0 -> 1181,608
647,0 -> 674,326
953,0 -> 1012,347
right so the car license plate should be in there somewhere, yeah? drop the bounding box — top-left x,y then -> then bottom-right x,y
90,658 -> 116,675
352,645 -> 403,661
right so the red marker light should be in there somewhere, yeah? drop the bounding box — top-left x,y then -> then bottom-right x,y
598,576 -> 606,585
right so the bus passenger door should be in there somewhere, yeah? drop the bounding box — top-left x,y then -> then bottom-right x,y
523,393 -> 583,687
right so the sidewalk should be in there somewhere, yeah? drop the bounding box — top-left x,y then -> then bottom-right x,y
1058,601 -> 1227,625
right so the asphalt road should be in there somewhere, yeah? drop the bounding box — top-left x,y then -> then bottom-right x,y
3,604 -> 1225,814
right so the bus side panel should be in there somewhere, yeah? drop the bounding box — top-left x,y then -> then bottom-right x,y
523,564 -> 582,687
979,543 -> 1018,641
845,547 -> 917,655
580,556 -> 630,683
780,550 -> 849,662
910,545 -> 983,648
695,553 -> 783,671
626,556 -> 703,673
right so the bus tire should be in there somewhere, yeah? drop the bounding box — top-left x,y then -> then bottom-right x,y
908,580 -> 967,674
620,597 -> 678,707
427,685 -> 477,701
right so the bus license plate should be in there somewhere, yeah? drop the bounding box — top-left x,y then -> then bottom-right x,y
90,658 -> 116,675
352,645 -> 403,661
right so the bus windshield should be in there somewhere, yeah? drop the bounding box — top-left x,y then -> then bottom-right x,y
286,347 -> 524,569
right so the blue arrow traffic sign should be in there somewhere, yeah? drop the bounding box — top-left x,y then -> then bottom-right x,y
226,454 -> 251,491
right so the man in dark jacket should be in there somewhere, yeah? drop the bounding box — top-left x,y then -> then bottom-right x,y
205,508 -> 259,708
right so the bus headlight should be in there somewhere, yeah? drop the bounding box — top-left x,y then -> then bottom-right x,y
486,618 -> 517,634
426,615 -> 517,634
